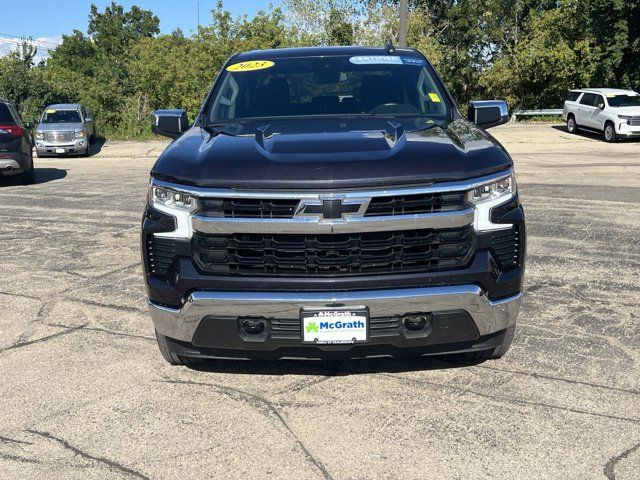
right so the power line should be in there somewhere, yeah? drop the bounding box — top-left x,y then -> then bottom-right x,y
0,32 -> 62,48
0,38 -> 56,53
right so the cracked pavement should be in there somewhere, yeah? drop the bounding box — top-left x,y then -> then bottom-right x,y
0,126 -> 638,479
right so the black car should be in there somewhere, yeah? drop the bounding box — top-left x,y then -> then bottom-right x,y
0,100 -> 34,184
142,46 -> 525,365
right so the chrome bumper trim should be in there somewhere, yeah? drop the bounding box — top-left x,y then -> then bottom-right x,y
192,208 -> 475,234
149,286 -> 522,343
152,170 -> 513,198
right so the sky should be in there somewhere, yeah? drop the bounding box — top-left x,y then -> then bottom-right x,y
0,0 -> 277,60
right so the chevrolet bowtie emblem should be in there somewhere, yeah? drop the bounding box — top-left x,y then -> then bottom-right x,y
299,199 -> 362,219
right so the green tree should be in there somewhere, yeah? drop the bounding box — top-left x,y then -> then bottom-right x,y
0,41 -> 37,111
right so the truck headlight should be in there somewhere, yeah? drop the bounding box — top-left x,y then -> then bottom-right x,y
618,115 -> 632,120
149,185 -> 197,212
74,130 -> 86,139
148,184 -> 196,239
469,173 -> 515,231
35,131 -> 44,140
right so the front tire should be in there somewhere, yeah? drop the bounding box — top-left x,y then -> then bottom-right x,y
603,122 -> 617,142
155,330 -> 206,366
567,114 -> 577,134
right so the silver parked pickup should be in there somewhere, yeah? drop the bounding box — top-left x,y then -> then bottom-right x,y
34,104 -> 95,157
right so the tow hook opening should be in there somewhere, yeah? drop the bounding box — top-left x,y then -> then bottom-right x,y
242,318 -> 266,335
403,314 -> 432,332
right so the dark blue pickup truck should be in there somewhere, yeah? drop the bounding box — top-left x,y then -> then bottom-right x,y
142,46 -> 525,366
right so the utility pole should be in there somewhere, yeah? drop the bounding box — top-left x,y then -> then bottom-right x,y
399,0 -> 408,47
197,1 -> 200,28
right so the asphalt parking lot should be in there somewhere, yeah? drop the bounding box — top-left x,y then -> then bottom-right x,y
0,123 -> 638,479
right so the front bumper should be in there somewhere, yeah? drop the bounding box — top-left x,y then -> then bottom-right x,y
35,139 -> 87,155
617,122 -> 640,137
143,172 -> 526,358
149,285 -> 522,358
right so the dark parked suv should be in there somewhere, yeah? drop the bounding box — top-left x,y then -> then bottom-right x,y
0,100 -> 34,184
142,46 -> 526,365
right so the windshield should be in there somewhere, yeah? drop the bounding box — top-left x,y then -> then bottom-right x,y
41,109 -> 81,123
607,94 -> 640,107
206,55 -> 449,124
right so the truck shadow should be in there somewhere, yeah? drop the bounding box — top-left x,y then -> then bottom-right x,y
34,167 -> 68,184
189,355 -> 480,376
551,124 -> 638,142
87,137 -> 106,157
0,167 -> 67,186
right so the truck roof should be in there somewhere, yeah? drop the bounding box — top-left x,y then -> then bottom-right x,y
577,88 -> 638,95
232,45 -> 422,62
46,103 -> 82,110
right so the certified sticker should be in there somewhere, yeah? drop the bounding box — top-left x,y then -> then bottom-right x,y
226,60 -> 275,72
349,55 -> 403,65
349,56 -> 427,66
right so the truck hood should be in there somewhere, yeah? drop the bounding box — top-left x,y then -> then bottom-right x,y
37,122 -> 83,132
612,106 -> 640,116
151,117 -> 512,190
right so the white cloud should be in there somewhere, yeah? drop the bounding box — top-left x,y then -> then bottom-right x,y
0,35 -> 62,63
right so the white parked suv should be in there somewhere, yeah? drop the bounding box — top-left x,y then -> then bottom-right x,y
562,88 -> 640,142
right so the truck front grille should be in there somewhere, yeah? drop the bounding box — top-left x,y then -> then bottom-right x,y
192,227 -> 475,276
44,131 -> 75,143
364,192 -> 467,216
197,191 -> 467,218
199,198 -> 299,218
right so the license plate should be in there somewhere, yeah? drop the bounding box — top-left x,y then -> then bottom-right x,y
301,307 -> 369,344
55,148 -> 65,154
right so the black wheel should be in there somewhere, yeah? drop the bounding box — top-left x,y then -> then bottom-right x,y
155,330 -> 206,366
603,122 -> 617,142
20,155 -> 35,185
566,114 -> 577,134
461,324 -> 516,361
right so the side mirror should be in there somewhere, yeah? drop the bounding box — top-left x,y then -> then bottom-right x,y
25,122 -> 34,129
152,109 -> 189,139
85,116 -> 93,123
467,100 -> 509,129
597,103 -> 605,110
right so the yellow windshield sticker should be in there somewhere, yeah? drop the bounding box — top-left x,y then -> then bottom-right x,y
428,93 -> 441,103
46,109 -> 56,113
607,94 -> 616,98
227,60 -> 275,72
